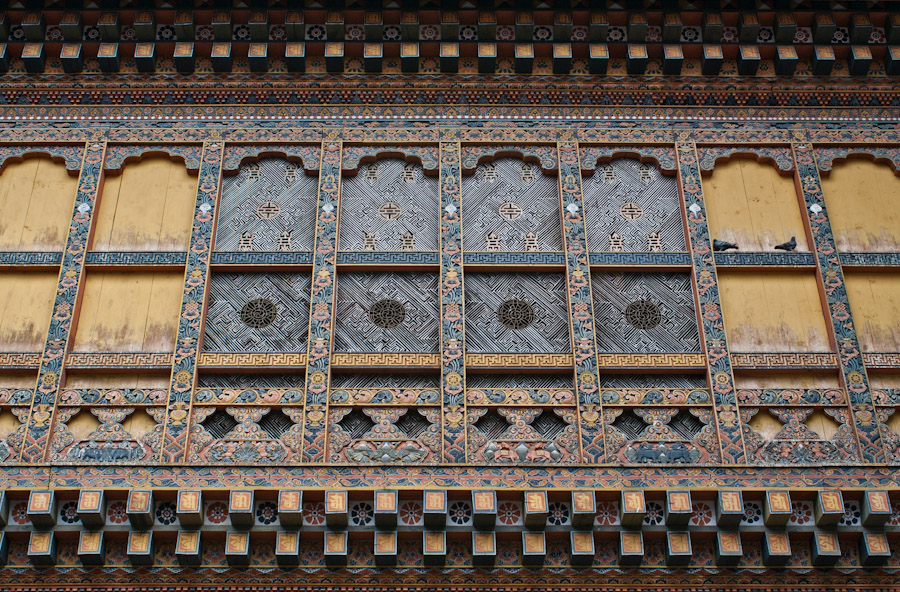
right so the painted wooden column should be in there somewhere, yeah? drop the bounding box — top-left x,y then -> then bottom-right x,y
793,140 -> 884,464
438,138 -> 466,463
300,140 -> 342,463
19,141 -> 106,463
674,141 -> 747,465
557,141 -> 603,463
161,142 -> 224,463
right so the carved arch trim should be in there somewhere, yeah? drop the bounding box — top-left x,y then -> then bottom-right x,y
814,146 -> 900,174
461,144 -> 558,173
342,144 -> 439,173
0,144 -> 85,175
103,144 -> 203,175
697,145 -> 795,175
579,145 -> 677,174
222,143 -> 321,174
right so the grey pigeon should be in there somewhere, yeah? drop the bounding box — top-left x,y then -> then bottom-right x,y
713,239 -> 738,251
774,236 -> 797,251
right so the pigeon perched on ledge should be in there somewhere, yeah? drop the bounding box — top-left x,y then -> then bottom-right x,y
713,239 -> 739,251
774,236 -> 797,251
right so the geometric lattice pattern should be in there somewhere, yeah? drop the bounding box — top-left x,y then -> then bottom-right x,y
202,273 -> 312,352
196,374 -> 306,388
582,158 -> 686,252
461,158 -> 563,252
467,374 -> 575,389
339,158 -> 439,252
464,273 -> 571,353
333,272 -> 440,353
592,272 -> 701,353
215,158 -> 318,252
330,373 -> 440,388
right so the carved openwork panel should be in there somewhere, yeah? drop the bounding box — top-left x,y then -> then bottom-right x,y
467,407 -> 580,464
582,158 -> 686,253
605,406 -> 719,465
216,158 -> 318,252
188,406 -> 304,464
49,406 -> 163,465
464,273 -> 571,354
333,272 -> 440,353
461,158 -> 563,253
592,272 -> 701,353
203,273 -> 312,353
328,406 -> 442,464
339,158 -> 439,252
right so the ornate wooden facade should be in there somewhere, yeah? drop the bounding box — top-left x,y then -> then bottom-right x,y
0,3 -> 898,592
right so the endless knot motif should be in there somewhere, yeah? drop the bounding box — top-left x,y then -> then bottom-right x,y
240,298 -> 278,329
497,299 -> 535,330
498,202 -> 523,220
620,202 -> 644,220
624,299 -> 662,331
256,200 -> 281,219
378,201 -> 402,220
368,299 -> 407,329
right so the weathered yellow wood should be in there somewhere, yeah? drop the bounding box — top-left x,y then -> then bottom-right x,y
0,271 -> 59,351
63,371 -> 170,388
0,371 -> 37,388
73,271 -> 183,352
820,161 -> 900,252
704,159 -> 808,251
92,158 -> 198,251
718,270 -> 831,352
0,158 -> 78,251
733,371 -> 841,388
843,272 -> 900,352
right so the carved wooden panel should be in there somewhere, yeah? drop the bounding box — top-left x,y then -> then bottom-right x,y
464,273 -> 571,354
216,158 -> 318,252
203,273 -> 312,353
339,158 -> 439,252
592,272 -> 701,353
582,158 -> 686,253
333,272 -> 440,353
461,158 -> 562,253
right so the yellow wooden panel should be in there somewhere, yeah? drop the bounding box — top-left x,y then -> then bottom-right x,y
67,411 -> 101,440
820,160 -> 900,251
73,271 -> 183,352
92,157 -> 197,251
64,371 -> 169,388
0,158 -> 78,251
734,371 -> 840,389
0,408 -> 21,438
807,410 -> 840,440
718,270 -> 831,352
123,408 -> 158,440
869,372 -> 900,388
0,371 -> 37,388
843,272 -> 900,352
703,159 -> 808,252
0,271 -> 58,351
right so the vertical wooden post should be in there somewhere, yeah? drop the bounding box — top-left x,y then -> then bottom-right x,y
438,138 -> 466,462
162,141 -> 224,463
674,140 -> 747,465
792,140 -> 884,463
20,141 -> 106,463
300,140 -> 342,463
557,140 -> 603,463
